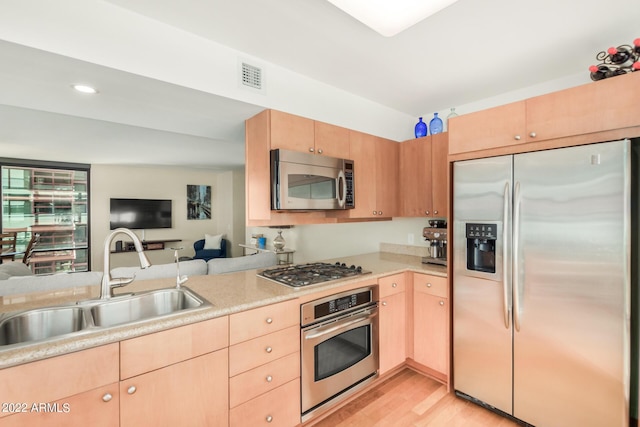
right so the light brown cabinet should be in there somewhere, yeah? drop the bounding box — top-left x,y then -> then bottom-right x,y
413,273 -> 449,381
228,299 -> 300,427
270,110 -> 348,158
399,133 -> 448,218
245,110 -> 350,226
378,273 -> 407,375
120,350 -> 228,427
0,344 -> 119,427
449,72 -> 640,157
336,130 -> 399,219
119,316 -> 230,427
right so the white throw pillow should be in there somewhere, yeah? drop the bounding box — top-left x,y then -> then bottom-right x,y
203,233 -> 224,250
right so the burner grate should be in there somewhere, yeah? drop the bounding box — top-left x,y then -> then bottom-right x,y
259,262 -> 369,287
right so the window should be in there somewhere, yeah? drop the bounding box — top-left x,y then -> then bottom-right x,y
1,159 -> 90,274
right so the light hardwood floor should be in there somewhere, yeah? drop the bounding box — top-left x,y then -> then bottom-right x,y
312,369 -> 521,427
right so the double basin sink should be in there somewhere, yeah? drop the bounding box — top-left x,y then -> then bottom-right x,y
0,287 -> 211,349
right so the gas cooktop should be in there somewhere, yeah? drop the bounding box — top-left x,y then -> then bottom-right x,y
259,262 -> 371,288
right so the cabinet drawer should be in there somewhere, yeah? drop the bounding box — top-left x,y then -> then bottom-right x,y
230,378 -> 300,427
120,316 -> 229,379
230,299 -> 299,345
378,272 -> 406,298
229,325 -> 299,376
0,343 -> 119,417
230,352 -> 300,408
413,273 -> 447,298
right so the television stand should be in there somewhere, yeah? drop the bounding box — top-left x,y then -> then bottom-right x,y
113,239 -> 182,253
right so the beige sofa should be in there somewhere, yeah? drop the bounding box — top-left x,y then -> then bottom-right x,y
0,252 -> 278,296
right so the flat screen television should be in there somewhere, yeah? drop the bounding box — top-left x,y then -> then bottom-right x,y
109,198 -> 172,230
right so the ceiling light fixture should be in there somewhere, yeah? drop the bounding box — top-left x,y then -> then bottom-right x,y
72,84 -> 98,94
327,0 -> 459,37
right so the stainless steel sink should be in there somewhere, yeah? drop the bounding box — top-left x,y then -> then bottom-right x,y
88,287 -> 210,328
0,306 -> 90,346
0,287 -> 211,348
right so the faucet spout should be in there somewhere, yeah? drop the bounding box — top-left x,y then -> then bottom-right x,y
101,228 -> 152,299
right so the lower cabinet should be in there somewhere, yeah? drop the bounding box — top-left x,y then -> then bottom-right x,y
378,273 -> 407,375
119,316 -> 230,427
228,300 -> 301,427
413,273 -> 449,380
0,343 -> 119,427
120,349 -> 228,427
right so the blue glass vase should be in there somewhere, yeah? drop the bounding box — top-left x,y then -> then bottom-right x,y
414,117 -> 427,138
429,113 -> 443,135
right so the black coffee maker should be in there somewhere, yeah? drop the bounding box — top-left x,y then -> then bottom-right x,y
422,220 -> 447,266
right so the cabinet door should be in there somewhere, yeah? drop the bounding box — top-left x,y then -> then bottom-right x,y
400,137 -> 432,217
120,349 -> 228,427
448,101 -> 526,155
0,343 -> 119,420
270,110 -> 315,153
314,121 -> 349,158
375,136 -> 399,217
526,71 -> 640,142
413,291 -> 449,376
347,130 -> 377,218
0,383 -> 119,427
379,291 -> 407,375
430,132 -> 449,218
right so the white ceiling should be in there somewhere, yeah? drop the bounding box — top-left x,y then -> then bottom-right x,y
0,0 -> 638,168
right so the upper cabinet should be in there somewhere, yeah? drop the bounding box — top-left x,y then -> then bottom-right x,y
314,121 -> 350,158
399,133 -> 448,218
449,72 -> 640,157
246,109 -> 400,226
331,130 -> 398,220
270,110 -> 348,158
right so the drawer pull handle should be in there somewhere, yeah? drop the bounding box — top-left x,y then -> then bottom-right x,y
266,415 -> 273,423
529,132 -> 537,138
266,317 -> 273,324
266,346 -> 273,353
514,135 -> 521,140
392,283 -> 397,288
127,386 -> 137,395
382,301 -> 388,306
102,393 -> 113,402
266,375 -> 273,382
427,283 -> 432,288
439,300 -> 445,306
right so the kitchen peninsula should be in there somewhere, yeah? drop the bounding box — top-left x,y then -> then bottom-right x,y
0,250 -> 447,426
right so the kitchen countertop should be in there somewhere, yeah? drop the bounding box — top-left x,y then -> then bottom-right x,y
0,251 -> 446,369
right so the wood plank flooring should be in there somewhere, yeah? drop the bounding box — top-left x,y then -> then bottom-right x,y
312,369 -> 521,427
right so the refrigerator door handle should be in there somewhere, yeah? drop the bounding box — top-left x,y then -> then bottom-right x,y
513,180 -> 522,332
502,181 -> 510,329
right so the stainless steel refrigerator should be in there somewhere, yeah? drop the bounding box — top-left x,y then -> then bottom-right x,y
452,140 -> 631,427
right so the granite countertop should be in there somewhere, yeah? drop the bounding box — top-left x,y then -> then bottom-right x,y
0,252 -> 446,369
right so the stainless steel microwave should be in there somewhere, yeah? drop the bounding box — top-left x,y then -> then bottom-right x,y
270,149 -> 354,210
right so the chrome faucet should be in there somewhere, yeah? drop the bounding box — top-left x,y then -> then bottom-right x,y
172,247 -> 188,288
100,228 -> 152,299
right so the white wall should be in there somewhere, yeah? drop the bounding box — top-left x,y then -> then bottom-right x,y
90,164 -> 243,270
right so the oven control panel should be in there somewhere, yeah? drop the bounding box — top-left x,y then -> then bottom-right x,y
301,287 -> 377,327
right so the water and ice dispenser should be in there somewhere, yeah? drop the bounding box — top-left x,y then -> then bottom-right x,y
465,223 -> 497,274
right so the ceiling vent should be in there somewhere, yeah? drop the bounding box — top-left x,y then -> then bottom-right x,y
241,62 -> 262,90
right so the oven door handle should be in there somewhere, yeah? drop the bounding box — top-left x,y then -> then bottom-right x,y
304,311 -> 377,340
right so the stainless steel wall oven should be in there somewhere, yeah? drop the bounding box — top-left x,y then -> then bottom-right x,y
300,286 -> 379,422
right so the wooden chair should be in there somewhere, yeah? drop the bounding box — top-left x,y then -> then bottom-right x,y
0,231 -> 17,263
22,233 -> 40,266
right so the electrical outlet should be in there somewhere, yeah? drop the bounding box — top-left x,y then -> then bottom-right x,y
408,233 -> 415,245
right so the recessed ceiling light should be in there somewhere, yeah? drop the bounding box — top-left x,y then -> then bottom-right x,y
72,84 -> 99,94
327,0 -> 459,37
